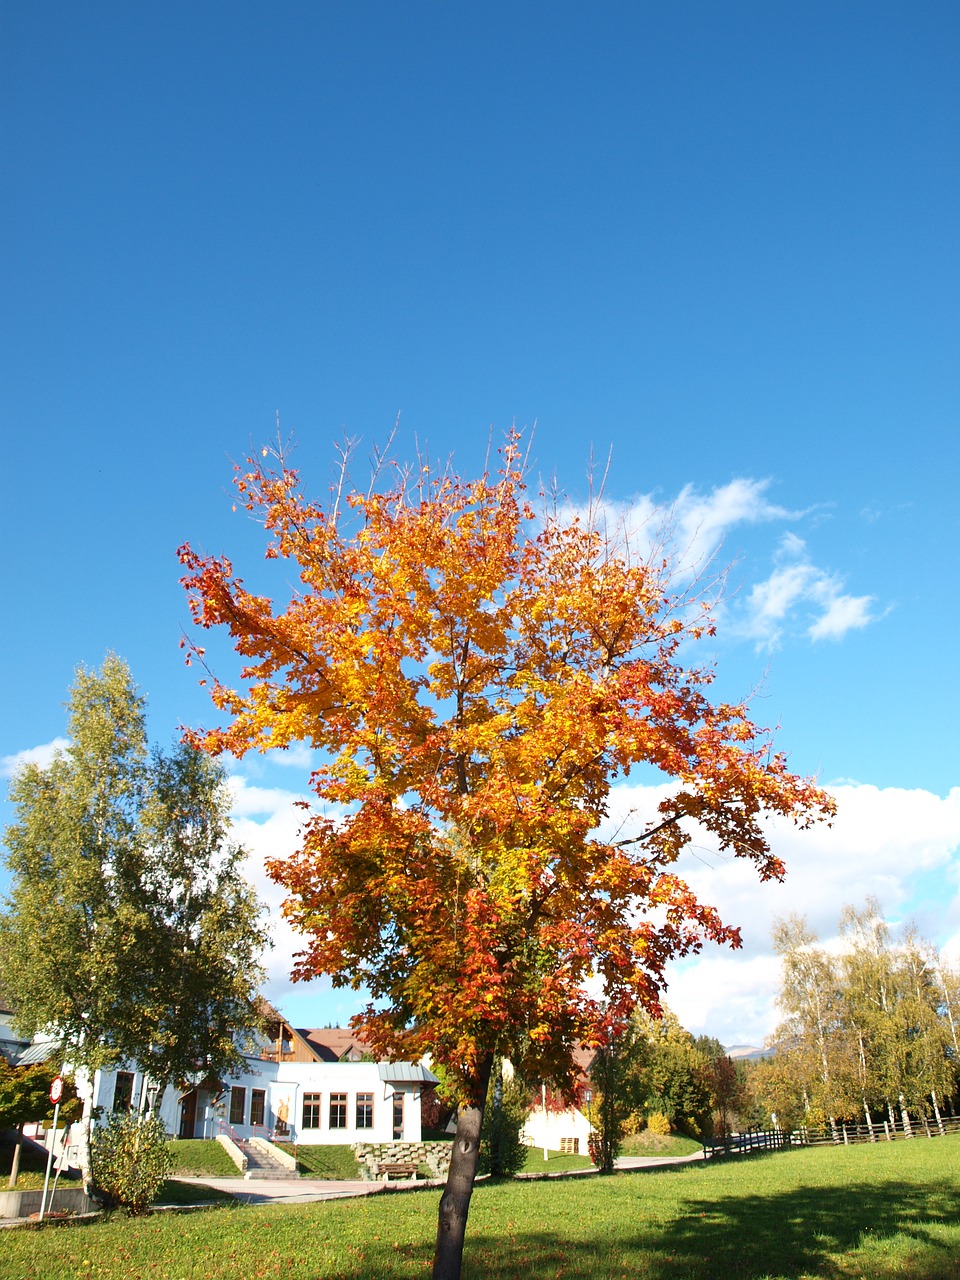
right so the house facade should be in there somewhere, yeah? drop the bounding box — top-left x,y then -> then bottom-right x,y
85,1015 -> 437,1148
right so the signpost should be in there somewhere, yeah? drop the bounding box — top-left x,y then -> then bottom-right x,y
39,1077 -> 64,1222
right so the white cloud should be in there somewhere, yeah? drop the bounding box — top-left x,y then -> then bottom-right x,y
226,773 -> 334,1014
671,478 -> 797,576
738,533 -> 878,649
557,480 -> 877,649
0,737 -> 70,778
265,743 -> 317,770
603,779 -> 960,1045
560,477 -> 795,582
808,593 -> 875,641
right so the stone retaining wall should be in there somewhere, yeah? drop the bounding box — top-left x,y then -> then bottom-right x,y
353,1140 -> 452,1181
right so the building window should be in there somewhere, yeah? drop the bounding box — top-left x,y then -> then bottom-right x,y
229,1087 -> 246,1126
393,1092 -> 403,1139
302,1093 -> 322,1129
560,1137 -> 580,1154
329,1093 -> 347,1129
356,1093 -> 374,1129
251,1089 -> 266,1127
112,1072 -> 135,1114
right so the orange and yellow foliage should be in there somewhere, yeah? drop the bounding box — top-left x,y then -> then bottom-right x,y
179,435 -> 833,1096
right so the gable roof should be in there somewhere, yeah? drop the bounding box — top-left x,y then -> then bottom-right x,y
297,1027 -> 370,1062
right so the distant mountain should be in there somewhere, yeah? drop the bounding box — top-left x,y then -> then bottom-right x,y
723,1044 -> 768,1061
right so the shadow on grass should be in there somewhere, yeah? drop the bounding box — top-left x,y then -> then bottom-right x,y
456,1178 -> 960,1280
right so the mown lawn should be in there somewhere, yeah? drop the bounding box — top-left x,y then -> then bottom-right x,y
167,1139 -> 243,1178
275,1141 -> 362,1180
620,1130 -> 703,1158
4,1134 -> 960,1280
520,1145 -> 593,1173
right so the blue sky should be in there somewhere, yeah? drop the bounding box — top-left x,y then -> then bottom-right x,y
2,2 -> 958,1046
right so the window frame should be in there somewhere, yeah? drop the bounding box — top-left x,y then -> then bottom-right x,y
392,1091 -> 404,1139
355,1092 -> 374,1129
302,1093 -> 322,1129
112,1071 -> 135,1115
229,1086 -> 246,1127
329,1092 -> 347,1130
250,1088 -> 266,1127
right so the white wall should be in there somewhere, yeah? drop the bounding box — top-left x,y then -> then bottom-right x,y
521,1104 -> 593,1154
89,1058 -> 424,1146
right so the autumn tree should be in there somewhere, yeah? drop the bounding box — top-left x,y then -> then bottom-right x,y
0,656 -> 267,1188
0,1059 -> 80,1188
178,436 -> 833,1280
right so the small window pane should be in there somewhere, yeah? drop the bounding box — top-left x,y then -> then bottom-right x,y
393,1092 -> 403,1139
302,1093 -> 322,1129
329,1093 -> 347,1129
356,1092 -> 374,1129
113,1072 -> 135,1115
229,1086 -> 246,1126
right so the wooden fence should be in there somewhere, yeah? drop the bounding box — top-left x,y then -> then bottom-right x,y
705,1113 -> 960,1158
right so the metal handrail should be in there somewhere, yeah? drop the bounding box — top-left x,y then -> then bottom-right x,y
217,1118 -> 247,1151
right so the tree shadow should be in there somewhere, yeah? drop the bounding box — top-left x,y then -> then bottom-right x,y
455,1177 -> 960,1280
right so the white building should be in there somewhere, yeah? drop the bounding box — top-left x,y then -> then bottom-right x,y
86,1017 -> 436,1147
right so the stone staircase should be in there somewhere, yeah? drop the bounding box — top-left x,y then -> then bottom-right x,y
242,1137 -> 299,1180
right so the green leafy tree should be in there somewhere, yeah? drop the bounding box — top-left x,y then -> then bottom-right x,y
0,656 -> 267,1188
839,903 -> 954,1133
637,1010 -> 713,1137
90,1111 -> 173,1214
588,1018 -> 646,1173
771,915 -> 859,1134
478,1059 -> 528,1178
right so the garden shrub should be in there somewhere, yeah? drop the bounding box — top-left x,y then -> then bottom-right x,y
646,1110 -> 672,1136
91,1112 -> 173,1214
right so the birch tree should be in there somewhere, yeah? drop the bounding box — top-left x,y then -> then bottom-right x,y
0,656 -> 266,1188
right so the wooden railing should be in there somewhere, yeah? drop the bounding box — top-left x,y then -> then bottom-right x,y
705,1113 -> 960,1158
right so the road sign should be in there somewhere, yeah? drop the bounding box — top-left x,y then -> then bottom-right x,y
50,1076 -> 64,1105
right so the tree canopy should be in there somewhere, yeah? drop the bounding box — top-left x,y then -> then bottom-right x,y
0,655 -> 267,1182
179,435 -> 833,1279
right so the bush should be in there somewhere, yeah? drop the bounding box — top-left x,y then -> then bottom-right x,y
646,1111 -> 672,1136
92,1112 -> 173,1214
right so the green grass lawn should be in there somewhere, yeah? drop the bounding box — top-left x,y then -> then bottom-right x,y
166,1139 -> 243,1178
4,1134 -> 960,1279
520,1145 -> 593,1173
275,1141 -> 363,1180
620,1130 -> 703,1158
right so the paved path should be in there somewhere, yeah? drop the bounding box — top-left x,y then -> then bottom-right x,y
170,1150 -> 707,1206
169,1175 -> 386,1205
616,1151 -> 707,1170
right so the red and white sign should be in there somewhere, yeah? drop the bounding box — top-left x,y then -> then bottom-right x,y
50,1076 -> 64,1105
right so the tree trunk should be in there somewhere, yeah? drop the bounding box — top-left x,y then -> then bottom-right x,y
931,1091 -> 945,1136
433,1055 -> 493,1280
78,1077 -> 96,1193
899,1094 -> 913,1139
863,1098 -> 875,1141
7,1123 -> 24,1188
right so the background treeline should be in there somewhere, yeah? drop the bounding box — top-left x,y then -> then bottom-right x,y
750,899 -> 960,1137
588,899 -> 960,1165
